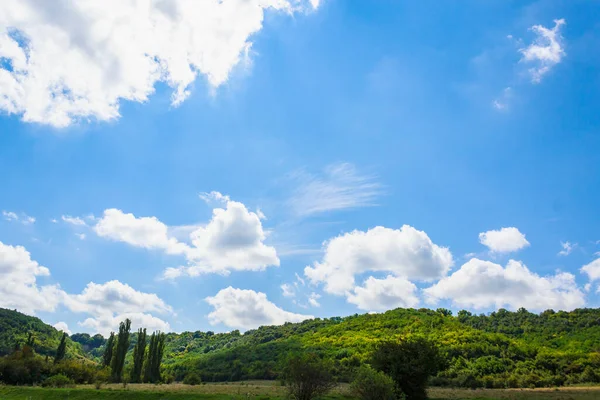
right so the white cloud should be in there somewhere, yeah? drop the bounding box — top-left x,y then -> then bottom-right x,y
492,87 -> 512,111
64,280 -> 171,316
281,283 -> 295,297
0,241 -> 171,335
92,195 -> 278,278
63,280 -> 172,336
0,0 -> 319,127
62,215 -> 87,226
558,241 -> 575,256
520,19 -> 566,83
424,258 -> 584,311
581,258 -> 600,282
79,312 -> 170,337
479,227 -> 529,253
308,292 -> 321,308
206,287 -> 313,330
0,241 -> 64,314
199,191 -> 230,205
2,210 -> 35,225
347,276 -> 419,311
2,211 -> 19,222
53,321 -> 72,335
76,233 -> 86,240
305,225 -> 453,295
162,197 -> 279,278
94,209 -> 188,255
184,200 -> 279,273
288,163 -> 383,217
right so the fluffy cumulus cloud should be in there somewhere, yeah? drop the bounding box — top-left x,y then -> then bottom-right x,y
89,195 -> 278,278
581,259 -> 600,289
305,225 -> 453,295
62,281 -> 172,335
0,0 -> 319,127
94,209 -> 188,255
0,240 -> 171,335
79,312 -> 171,337
347,276 -> 419,311
479,227 -> 530,253
206,287 -> 313,330
287,163 -> 383,217
53,321 -> 72,335
0,241 -> 64,314
64,280 -> 171,316
424,258 -> 585,311
184,199 -> 279,273
520,19 -> 566,83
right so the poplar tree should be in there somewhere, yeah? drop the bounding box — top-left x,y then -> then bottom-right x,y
143,331 -> 166,383
131,328 -> 147,383
102,332 -> 115,367
111,319 -> 132,382
54,332 -> 67,364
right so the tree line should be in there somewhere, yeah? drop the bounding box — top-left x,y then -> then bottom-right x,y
101,319 -> 167,383
0,318 -> 167,386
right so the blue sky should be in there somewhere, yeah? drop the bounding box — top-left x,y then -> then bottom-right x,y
1,0 -> 600,336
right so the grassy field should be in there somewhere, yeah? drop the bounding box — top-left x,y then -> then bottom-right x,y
1,383 -> 600,400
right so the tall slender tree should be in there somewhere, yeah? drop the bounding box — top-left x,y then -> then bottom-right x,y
111,319 -> 132,382
131,328 -> 147,383
143,331 -> 166,383
102,332 -> 115,367
54,332 -> 67,364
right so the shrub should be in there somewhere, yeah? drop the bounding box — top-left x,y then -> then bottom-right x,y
42,374 -> 74,388
351,365 -> 397,400
183,372 -> 202,385
372,337 -> 445,400
281,353 -> 336,400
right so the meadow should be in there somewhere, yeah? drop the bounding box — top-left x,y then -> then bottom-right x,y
1,383 -> 600,400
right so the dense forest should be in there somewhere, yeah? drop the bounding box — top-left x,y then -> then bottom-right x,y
2,307 -> 600,390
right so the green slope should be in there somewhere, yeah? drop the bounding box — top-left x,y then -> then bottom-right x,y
3,306 -> 600,388
0,308 -> 86,359
159,308 -> 600,387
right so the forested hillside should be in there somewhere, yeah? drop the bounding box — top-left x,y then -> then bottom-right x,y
0,308 -> 85,359
3,307 -> 600,388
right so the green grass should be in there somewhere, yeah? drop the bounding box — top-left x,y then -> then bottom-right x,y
2,385 -> 600,400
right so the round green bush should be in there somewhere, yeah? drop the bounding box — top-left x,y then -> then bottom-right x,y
42,374 -> 74,388
183,372 -> 202,385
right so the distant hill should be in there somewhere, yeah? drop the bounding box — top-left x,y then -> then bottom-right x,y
3,306 -> 600,388
0,308 -> 85,359
158,307 -> 600,387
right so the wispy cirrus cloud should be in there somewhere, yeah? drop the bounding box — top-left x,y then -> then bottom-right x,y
2,210 -> 35,225
287,163 -> 383,217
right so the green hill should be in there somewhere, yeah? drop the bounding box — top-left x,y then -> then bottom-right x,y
0,308 -> 86,360
2,307 -> 600,388
159,308 -> 600,387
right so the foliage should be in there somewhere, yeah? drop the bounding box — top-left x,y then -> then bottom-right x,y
143,331 -> 166,383
371,337 -> 444,400
281,352 -> 336,400
350,365 -> 397,400
55,333 -> 67,364
183,371 -> 202,385
0,308 -> 83,358
5,307 -> 600,389
103,332 -> 115,368
42,373 -> 74,388
111,319 -> 131,382
131,328 -> 147,383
